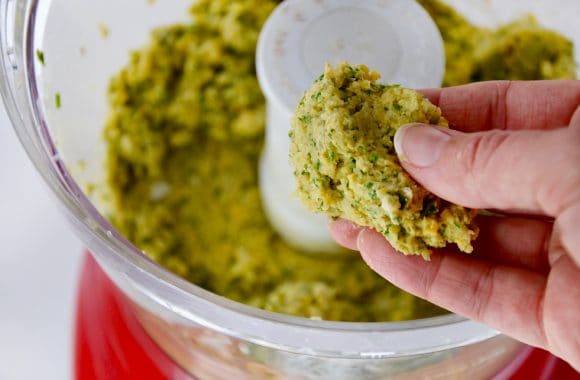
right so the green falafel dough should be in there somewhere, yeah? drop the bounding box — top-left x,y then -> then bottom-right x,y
418,0 -> 577,86
290,64 -> 479,258
471,15 -> 577,81
417,0 -> 490,86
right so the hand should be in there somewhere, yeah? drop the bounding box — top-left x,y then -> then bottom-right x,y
328,80 -> 580,370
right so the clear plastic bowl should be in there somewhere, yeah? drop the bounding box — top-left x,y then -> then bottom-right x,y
1,0 -> 578,378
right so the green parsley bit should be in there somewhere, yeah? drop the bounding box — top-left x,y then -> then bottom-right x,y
423,201 -> 438,216
36,50 -> 45,65
55,93 -> 61,109
397,193 -> 407,209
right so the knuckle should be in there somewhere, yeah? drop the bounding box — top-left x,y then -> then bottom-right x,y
537,129 -> 580,215
490,80 -> 514,129
570,125 -> 580,143
539,167 -> 580,216
455,131 -> 510,188
420,254 -> 444,300
555,203 -> 580,259
468,265 -> 496,321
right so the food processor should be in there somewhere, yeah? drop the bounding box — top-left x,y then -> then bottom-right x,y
1,0 -> 579,379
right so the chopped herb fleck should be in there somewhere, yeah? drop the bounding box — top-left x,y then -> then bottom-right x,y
365,182 -> 373,189
397,193 -> 407,209
55,93 -> 61,109
393,103 -> 403,112
36,50 -> 45,65
424,202 -> 438,216
369,153 -> 378,164
299,115 -> 312,124
347,66 -> 357,78
315,160 -> 321,170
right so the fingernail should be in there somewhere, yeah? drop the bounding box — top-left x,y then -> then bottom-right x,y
328,218 -> 363,251
356,228 -> 384,255
356,229 -> 392,273
394,124 -> 451,167
356,228 -> 369,252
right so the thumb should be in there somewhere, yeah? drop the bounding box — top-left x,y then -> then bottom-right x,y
393,124 -> 580,217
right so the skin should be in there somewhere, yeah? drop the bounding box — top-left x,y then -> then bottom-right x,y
329,80 -> 580,370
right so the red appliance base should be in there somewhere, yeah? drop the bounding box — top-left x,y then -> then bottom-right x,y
74,254 -> 579,379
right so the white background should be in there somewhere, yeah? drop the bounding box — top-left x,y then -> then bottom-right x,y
0,103 -> 83,379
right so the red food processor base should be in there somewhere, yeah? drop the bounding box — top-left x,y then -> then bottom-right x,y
75,253 -> 579,380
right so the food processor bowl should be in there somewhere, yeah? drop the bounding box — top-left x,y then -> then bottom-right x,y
2,0 -> 578,378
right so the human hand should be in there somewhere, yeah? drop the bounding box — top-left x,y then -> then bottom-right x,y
328,80 -> 580,370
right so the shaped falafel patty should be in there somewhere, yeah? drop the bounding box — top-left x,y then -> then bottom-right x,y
289,63 -> 478,259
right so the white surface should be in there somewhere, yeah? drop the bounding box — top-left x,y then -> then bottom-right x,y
0,104 -> 83,379
256,0 -> 445,254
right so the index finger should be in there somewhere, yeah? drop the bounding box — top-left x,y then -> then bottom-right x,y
421,80 -> 580,132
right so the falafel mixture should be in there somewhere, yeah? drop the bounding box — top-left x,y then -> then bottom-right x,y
418,0 -> 577,86
290,63 -> 479,258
